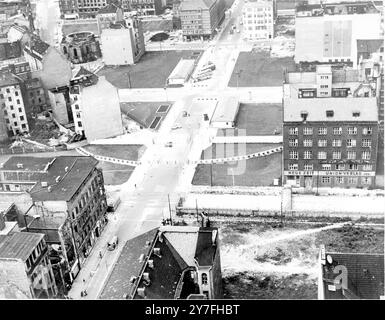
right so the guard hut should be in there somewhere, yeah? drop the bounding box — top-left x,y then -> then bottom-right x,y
167,58 -> 196,86
210,96 -> 240,129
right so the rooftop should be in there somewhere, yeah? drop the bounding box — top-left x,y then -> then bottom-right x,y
168,58 -> 196,80
0,41 -> 22,61
211,96 -> 240,123
180,0 -> 216,11
0,232 -> 44,261
0,72 -> 20,87
97,3 -> 121,14
283,97 -> 378,122
284,68 -> 360,84
296,1 -> 381,16
25,36 -> 50,57
0,156 -> 99,202
357,39 -> 384,55
321,251 -> 384,299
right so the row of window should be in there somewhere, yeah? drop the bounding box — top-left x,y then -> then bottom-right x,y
288,139 -> 372,147
289,150 -> 371,160
71,177 -> 100,219
318,176 -> 372,185
25,240 -> 46,270
288,163 -> 373,171
288,127 -> 373,135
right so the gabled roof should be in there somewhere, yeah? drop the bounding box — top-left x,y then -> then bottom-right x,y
321,252 -> 384,299
0,232 -> 44,261
72,66 -> 95,80
97,3 -> 121,15
24,36 -> 50,59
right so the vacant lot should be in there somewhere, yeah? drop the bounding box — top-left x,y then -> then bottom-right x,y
217,220 -> 384,299
217,103 -> 282,136
82,144 -> 145,161
192,143 -> 282,187
98,50 -> 201,88
228,51 -> 295,87
120,101 -> 172,129
97,161 -> 135,186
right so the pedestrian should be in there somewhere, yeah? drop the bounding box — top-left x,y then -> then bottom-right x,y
83,290 -> 88,296
82,278 -> 85,284
99,251 -> 102,259
134,184 -> 137,188
80,291 -> 84,297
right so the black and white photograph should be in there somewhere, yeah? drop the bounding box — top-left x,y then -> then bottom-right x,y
0,0 -> 384,308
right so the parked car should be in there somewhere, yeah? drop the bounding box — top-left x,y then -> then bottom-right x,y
165,141 -> 173,147
171,124 -> 182,130
107,235 -> 118,251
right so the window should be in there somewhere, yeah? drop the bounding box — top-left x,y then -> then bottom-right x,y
201,273 -> 208,285
289,151 -> 298,159
303,127 -> 313,135
302,139 -> 312,147
321,177 -> 331,184
322,164 -> 331,170
8,97 -> 12,102
362,139 -> 371,147
20,116 -> 24,121
318,151 -> 327,159
78,121 -> 82,127
333,127 -> 342,135
347,151 -> 356,160
335,164 -> 345,170
332,151 -> 341,160
289,127 -> 298,135
320,85 -> 329,89
6,88 -> 10,93
362,151 -> 371,160
332,139 -> 342,147
348,177 -> 358,184
348,164 -> 358,170
335,177 -> 344,184
362,127 -> 372,135
352,111 -> 360,117
326,110 -> 334,117
304,164 -> 313,171
15,91 -> 19,96
288,163 -> 298,170
318,139 -> 327,147
347,127 -> 357,135
318,127 -> 327,135
346,139 -> 356,147
16,99 -> 20,104
289,139 -> 298,147
361,177 -> 371,185
304,151 -> 313,159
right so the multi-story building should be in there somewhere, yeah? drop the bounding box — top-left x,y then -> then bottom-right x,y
0,156 -> 109,280
100,18 -> 145,65
100,223 -> 223,299
96,2 -> 124,34
295,1 -> 383,67
180,0 -> 226,40
59,0 -> 108,18
0,72 -> 29,136
0,231 -> 58,299
242,0 -> 276,40
61,31 -> 101,64
23,78 -> 48,115
122,0 -> 164,16
283,65 -> 379,190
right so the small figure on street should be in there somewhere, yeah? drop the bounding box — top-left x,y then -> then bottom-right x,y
99,251 -> 102,259
82,279 -> 85,284
83,290 -> 88,296
134,184 -> 137,188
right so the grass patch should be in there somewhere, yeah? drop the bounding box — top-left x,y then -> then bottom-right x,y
217,103 -> 282,136
98,50 -> 201,88
228,51 -> 295,87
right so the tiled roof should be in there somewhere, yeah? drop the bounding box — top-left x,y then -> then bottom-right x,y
322,252 -> 384,299
1,156 -> 99,202
97,3 -> 121,14
163,229 -> 198,266
0,232 -> 44,261
0,72 -> 20,88
99,228 -> 158,299
29,36 -> 50,56
195,228 -> 217,267
284,97 -> 378,122
0,41 -> 22,61
357,39 -> 384,55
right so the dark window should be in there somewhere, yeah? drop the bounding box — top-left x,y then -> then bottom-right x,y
8,97 -> 11,102
18,108 -> 22,112
6,88 -> 10,93
201,273 -> 208,285
15,91 -> 19,96
0,94 -> 3,99
326,110 -> 334,117
12,114 -> 15,118
16,99 -> 20,104
21,124 -> 26,129
352,112 -> 360,117
20,116 -> 24,121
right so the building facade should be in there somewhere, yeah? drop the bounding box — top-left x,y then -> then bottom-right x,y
0,73 -> 29,136
0,156 -> 109,281
180,0 -> 226,40
242,0 -> 275,40
96,2 -> 124,34
122,0 -> 164,15
0,232 -> 58,299
23,78 -> 48,115
59,0 -> 108,18
283,66 -> 379,190
295,1 -> 382,67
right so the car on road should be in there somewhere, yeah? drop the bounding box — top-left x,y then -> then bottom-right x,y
171,124 -> 182,130
107,236 -> 118,251
165,141 -> 173,147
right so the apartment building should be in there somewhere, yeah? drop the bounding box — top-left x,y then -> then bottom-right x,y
0,232 -> 57,299
100,223 -> 223,299
283,66 -> 379,190
100,18 -> 145,65
59,0 -> 108,18
0,73 -> 29,136
242,0 -> 276,40
122,0 -> 164,16
180,0 -> 226,40
0,156 -> 109,280
295,1 -> 383,67
96,2 -> 124,34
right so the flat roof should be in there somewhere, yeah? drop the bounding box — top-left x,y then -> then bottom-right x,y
284,97 -> 378,122
0,232 -> 44,261
168,58 -> 195,80
211,96 -> 239,123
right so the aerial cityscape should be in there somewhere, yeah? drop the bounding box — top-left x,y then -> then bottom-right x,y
0,0 -> 384,302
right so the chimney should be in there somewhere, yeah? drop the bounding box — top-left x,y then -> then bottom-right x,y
41,181 -> 48,187
139,254 -> 145,263
143,272 -> 150,282
48,186 -> 52,192
148,259 -> 154,268
130,276 -> 137,283
65,166 -> 69,172
17,163 -> 23,169
55,176 -> 61,183
153,248 -> 161,257
137,287 -> 146,298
